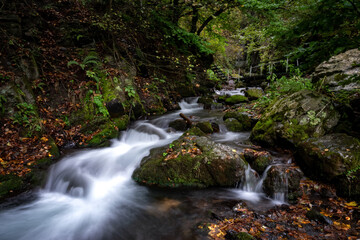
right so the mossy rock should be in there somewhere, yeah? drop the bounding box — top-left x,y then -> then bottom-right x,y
225,95 -> 248,105
182,127 -> 207,137
296,133 -> 360,182
223,111 -> 252,130
335,168 -> 360,200
132,135 -> 248,188
245,88 -> 264,100
197,96 -> 214,105
251,90 -> 340,147
224,118 -> 243,132
169,119 -> 188,131
85,115 -> 129,148
195,121 -> 213,134
0,174 -> 25,200
252,154 -> 272,174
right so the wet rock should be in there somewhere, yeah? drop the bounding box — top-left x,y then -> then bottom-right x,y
132,135 -> 248,188
198,96 -> 214,110
251,90 -> 340,147
169,119 -> 188,131
242,149 -> 272,174
245,88 -> 264,100
263,165 -> 303,202
306,209 -> 332,225
211,102 -> 224,110
252,154 -> 272,175
211,122 -> 220,133
225,118 -> 243,132
225,95 -> 248,105
296,133 -> 360,183
106,99 -> 125,118
223,111 -> 252,130
195,121 -> 214,134
334,168 -> 360,200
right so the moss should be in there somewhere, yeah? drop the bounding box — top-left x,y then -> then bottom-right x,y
0,174 -> 24,199
225,95 -> 248,105
251,118 -> 275,145
224,118 -> 243,132
195,122 -> 213,134
86,115 -> 129,147
283,119 -> 309,143
334,73 -> 348,82
246,88 -> 264,100
182,127 -> 206,137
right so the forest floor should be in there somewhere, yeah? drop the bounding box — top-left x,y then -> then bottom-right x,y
205,177 -> 360,239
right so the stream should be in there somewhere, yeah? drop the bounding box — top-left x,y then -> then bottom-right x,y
0,97 -> 292,240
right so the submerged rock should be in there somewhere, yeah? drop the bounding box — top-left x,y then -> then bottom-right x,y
132,135 -> 248,188
296,133 -> 360,182
251,90 -> 340,147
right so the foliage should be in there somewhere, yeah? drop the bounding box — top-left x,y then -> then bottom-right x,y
11,103 -> 42,137
254,65 -> 313,109
269,0 -> 360,71
93,94 -> 109,117
154,14 -> 214,56
124,85 -> 136,98
67,53 -> 100,70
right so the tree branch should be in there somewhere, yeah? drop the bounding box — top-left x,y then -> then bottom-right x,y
196,7 -> 227,35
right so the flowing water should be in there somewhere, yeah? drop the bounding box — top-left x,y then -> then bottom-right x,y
0,97 -> 290,240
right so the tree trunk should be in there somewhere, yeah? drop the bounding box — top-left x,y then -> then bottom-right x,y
190,6 -> 199,33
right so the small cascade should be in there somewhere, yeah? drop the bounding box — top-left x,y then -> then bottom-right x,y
178,97 -> 202,111
214,88 -> 245,96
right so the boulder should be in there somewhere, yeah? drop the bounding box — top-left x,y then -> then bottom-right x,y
312,48 -> 360,91
251,90 -> 340,147
312,49 -> 360,138
132,135 -> 248,188
296,133 -> 360,182
245,88 -> 264,100
263,165 -> 303,202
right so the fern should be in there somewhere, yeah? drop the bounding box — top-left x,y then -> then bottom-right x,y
93,95 -> 109,117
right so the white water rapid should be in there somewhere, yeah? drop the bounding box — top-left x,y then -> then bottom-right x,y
0,97 -> 289,240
